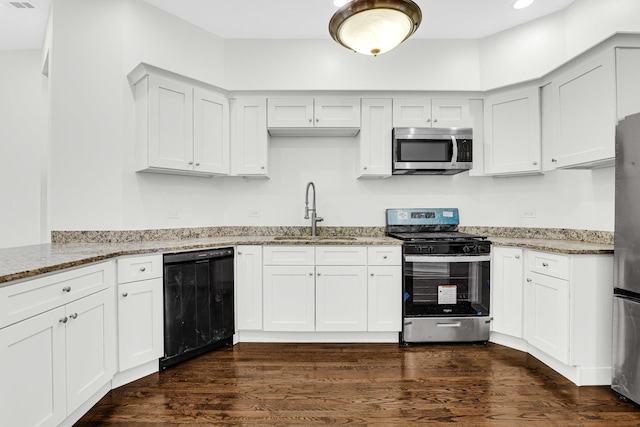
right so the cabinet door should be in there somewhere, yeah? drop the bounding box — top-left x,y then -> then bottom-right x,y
359,98 -> 392,178
117,278 -> 163,371
484,86 -> 541,175
616,47 -> 640,120
392,98 -> 432,127
315,266 -> 367,332
193,87 -> 229,175
491,247 -> 524,338
231,97 -> 268,176
431,99 -> 471,128
524,272 -> 570,364
148,75 -> 194,171
314,98 -> 361,128
267,98 -> 313,128
368,266 -> 402,332
0,307 -> 66,427
236,246 -> 263,330
554,49 -> 616,169
263,266 -> 315,331
65,289 -> 115,414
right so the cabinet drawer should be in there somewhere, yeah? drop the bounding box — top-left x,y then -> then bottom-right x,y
263,246 -> 315,265
0,261 -> 115,329
367,246 -> 402,266
117,254 -> 163,284
316,246 -> 366,266
527,250 -> 569,280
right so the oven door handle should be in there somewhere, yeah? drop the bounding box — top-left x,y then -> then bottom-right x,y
404,255 -> 491,263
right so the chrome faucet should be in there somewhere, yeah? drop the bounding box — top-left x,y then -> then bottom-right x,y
304,181 -> 323,237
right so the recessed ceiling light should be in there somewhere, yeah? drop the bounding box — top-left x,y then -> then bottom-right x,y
513,0 -> 535,9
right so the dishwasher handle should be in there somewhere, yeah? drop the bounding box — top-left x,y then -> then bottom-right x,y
164,247 -> 234,264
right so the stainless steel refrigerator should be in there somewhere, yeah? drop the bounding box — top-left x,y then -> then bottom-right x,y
612,112 -> 640,404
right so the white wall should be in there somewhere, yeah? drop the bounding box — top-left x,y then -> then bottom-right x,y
0,50 -> 47,248
42,0 -> 633,237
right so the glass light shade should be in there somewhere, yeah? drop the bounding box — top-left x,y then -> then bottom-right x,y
513,0 -> 534,9
329,0 -> 422,56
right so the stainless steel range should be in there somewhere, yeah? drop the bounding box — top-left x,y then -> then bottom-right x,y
386,208 -> 492,344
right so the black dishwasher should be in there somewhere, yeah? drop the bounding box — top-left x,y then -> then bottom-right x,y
160,247 -> 234,369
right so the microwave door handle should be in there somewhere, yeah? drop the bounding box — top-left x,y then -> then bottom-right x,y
451,135 -> 458,163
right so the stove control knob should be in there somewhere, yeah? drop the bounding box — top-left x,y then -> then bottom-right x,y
426,245 -> 434,254
473,245 -> 481,253
463,245 -> 472,253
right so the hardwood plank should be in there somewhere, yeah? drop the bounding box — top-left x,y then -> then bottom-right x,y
76,343 -> 640,426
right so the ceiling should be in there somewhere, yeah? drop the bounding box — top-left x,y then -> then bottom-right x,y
0,0 -> 576,50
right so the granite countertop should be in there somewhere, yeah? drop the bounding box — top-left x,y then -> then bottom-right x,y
487,236 -> 614,255
0,225 -> 615,286
0,235 -> 401,285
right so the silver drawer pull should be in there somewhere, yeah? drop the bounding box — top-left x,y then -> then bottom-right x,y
542,262 -> 549,267
383,255 -> 388,259
436,322 -> 461,328
139,267 -> 146,272
515,255 -> 520,259
122,292 -> 128,297
59,317 -> 68,324
370,273 -> 374,277
62,286 -> 71,293
527,278 -> 532,282
69,313 -> 78,320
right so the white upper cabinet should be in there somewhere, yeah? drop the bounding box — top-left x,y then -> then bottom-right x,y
359,98 -> 393,178
551,48 -> 616,169
483,85 -> 541,176
230,97 -> 269,177
129,63 -> 230,177
616,47 -> 640,120
393,98 -> 471,128
267,98 -> 361,135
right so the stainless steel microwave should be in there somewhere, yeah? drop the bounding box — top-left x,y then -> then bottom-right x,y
392,127 -> 473,175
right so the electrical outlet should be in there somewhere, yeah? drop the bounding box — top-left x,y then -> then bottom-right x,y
522,209 -> 537,218
248,210 -> 260,218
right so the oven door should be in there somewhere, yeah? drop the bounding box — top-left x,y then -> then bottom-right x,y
403,255 -> 490,317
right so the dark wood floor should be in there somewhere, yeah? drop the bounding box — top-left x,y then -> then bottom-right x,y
76,342 -> 640,426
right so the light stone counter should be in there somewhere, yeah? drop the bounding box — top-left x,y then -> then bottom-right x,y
0,232 -> 400,285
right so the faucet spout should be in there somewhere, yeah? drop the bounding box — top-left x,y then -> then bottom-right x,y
304,182 -> 323,237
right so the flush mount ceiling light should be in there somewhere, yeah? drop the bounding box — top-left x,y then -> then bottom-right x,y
513,0 -> 535,9
329,0 -> 422,56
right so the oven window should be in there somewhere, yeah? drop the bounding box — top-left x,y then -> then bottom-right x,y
403,259 -> 490,316
397,139 -> 452,162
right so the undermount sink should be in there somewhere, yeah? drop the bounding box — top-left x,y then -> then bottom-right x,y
273,236 -> 357,241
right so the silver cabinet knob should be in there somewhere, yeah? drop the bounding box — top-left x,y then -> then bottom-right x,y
526,278 -> 532,282
261,166 -> 265,170
62,286 -> 71,293
237,251 -> 242,255
433,118 -> 438,123
533,161 -> 538,166
122,292 -> 128,297
515,255 -> 520,259
69,313 -> 78,320
195,163 -> 200,166
370,273 -> 374,277
551,158 -> 558,163
363,166 -> 368,170
383,255 -> 388,259
309,272 -> 313,276
140,267 -> 146,272
316,118 -> 319,122
188,161 -> 194,165
59,317 -> 68,323
308,118 -> 312,123
426,118 -> 431,123
317,273 -> 321,276
542,262 -> 549,267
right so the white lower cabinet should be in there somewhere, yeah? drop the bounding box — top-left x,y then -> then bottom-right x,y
367,265 -> 402,331
259,245 -> 402,335
116,255 -> 163,372
524,271 -> 570,364
0,278 -> 115,427
236,246 -> 263,330
491,247 -> 524,338
490,247 -> 613,385
263,265 -> 315,331
316,265 -> 367,331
